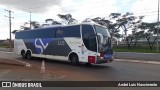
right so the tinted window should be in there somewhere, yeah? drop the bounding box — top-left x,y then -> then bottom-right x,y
15,28 -> 55,39
56,25 -> 80,38
82,25 -> 97,52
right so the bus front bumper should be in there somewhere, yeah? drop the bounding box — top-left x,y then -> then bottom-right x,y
96,56 -> 113,64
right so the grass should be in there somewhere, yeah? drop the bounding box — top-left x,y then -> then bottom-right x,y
0,45 -> 8,48
113,45 -> 160,53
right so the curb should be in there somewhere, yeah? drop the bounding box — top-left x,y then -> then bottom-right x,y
114,59 -> 160,65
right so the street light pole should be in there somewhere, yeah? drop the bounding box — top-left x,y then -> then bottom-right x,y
157,0 -> 160,52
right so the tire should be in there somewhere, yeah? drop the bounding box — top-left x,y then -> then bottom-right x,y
21,51 -> 26,59
70,54 -> 79,65
85,63 -> 91,66
26,51 -> 32,60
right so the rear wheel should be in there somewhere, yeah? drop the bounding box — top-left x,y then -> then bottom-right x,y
26,51 -> 32,60
70,54 -> 79,65
21,51 -> 26,59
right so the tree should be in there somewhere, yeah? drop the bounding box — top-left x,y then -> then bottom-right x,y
138,22 -> 158,51
45,18 -> 62,25
87,17 -> 122,45
126,16 -> 144,48
57,14 -> 77,25
109,12 -> 144,49
108,13 -> 122,38
82,18 -> 93,23
132,31 -> 145,48
12,21 -> 40,34
30,21 -> 40,28
20,21 -> 40,30
91,17 -> 121,39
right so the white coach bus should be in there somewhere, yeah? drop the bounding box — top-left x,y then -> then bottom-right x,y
14,23 -> 113,65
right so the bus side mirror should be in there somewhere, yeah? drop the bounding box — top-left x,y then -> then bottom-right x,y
97,33 -> 103,44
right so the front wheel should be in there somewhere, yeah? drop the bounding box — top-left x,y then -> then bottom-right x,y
85,63 -> 92,66
71,54 -> 79,65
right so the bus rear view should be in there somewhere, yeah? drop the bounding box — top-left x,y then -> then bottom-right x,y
14,24 -> 113,65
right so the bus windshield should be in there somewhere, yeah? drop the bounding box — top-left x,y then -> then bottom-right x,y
95,25 -> 110,37
95,25 -> 112,53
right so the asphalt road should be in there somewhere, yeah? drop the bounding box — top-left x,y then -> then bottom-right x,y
0,51 -> 160,90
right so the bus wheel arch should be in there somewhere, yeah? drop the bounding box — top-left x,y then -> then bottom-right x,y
21,50 -> 26,59
69,53 -> 79,65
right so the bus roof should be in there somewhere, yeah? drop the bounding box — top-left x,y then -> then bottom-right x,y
16,23 -> 102,33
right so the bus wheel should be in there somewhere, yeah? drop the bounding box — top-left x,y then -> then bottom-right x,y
85,63 -> 92,66
26,51 -> 32,60
70,54 -> 79,65
21,51 -> 26,59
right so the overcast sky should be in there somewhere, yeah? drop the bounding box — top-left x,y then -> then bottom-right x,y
0,0 -> 159,39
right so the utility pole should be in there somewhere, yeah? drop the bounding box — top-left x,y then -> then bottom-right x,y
29,12 -> 32,29
4,9 -> 14,52
157,0 -> 160,52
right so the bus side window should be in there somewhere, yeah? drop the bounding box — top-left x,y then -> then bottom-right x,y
82,25 -> 97,52
56,25 -> 80,38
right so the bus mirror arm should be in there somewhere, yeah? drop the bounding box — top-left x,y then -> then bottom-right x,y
97,33 -> 103,44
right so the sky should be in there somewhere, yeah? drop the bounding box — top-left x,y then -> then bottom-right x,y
0,0 -> 159,39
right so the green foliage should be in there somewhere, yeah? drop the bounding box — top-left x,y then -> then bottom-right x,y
113,45 -> 160,53
57,14 -> 77,25
45,18 -> 62,25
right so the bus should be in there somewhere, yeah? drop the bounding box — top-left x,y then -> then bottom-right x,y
14,23 -> 113,65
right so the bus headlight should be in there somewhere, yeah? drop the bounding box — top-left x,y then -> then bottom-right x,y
100,57 -> 104,59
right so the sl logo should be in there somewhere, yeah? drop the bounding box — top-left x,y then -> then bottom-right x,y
35,38 -> 51,54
